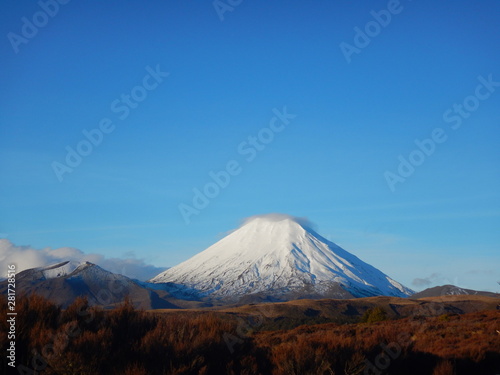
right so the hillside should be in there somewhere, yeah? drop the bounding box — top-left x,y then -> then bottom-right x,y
412,284 -> 500,298
153,295 -> 500,331
2,294 -> 498,375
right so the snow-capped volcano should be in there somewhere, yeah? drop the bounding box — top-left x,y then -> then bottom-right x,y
150,214 -> 413,301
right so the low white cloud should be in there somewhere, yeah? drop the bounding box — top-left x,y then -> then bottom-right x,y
0,239 -> 166,281
412,278 -> 432,287
241,213 -> 316,230
412,273 -> 442,288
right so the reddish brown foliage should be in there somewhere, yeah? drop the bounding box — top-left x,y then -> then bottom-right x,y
253,310 -> 500,374
432,360 -> 454,375
1,295 -> 498,374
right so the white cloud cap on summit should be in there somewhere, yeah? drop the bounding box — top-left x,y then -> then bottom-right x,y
240,213 -> 316,230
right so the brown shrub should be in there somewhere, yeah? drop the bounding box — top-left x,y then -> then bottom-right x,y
123,363 -> 148,375
5,294 -> 499,375
433,360 -> 454,375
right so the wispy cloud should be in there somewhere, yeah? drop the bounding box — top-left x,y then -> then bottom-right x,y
0,239 -> 166,281
240,213 -> 315,229
412,273 -> 442,287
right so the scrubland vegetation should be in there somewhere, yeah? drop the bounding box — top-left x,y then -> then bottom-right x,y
1,295 -> 498,374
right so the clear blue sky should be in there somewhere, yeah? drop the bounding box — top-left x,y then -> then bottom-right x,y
1,0 -> 499,291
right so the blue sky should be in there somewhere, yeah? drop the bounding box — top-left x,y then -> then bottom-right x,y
1,0 -> 499,291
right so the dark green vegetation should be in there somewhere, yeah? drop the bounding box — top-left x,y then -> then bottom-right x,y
360,306 -> 388,324
1,294 -> 499,374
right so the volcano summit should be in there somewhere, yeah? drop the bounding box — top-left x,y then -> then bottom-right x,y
150,214 -> 413,302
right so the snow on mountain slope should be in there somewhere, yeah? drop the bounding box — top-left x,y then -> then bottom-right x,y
411,284 -> 500,298
150,214 -> 413,300
12,260 -> 81,281
38,261 -> 80,279
3,261 -> 179,309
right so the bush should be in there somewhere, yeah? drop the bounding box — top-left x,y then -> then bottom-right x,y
360,307 -> 388,324
438,314 -> 450,322
2,294 -> 499,375
433,360 -> 454,375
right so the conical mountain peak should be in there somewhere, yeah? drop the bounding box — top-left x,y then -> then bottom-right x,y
150,215 -> 413,301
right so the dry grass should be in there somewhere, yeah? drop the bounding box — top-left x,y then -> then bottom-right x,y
1,294 -> 498,374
